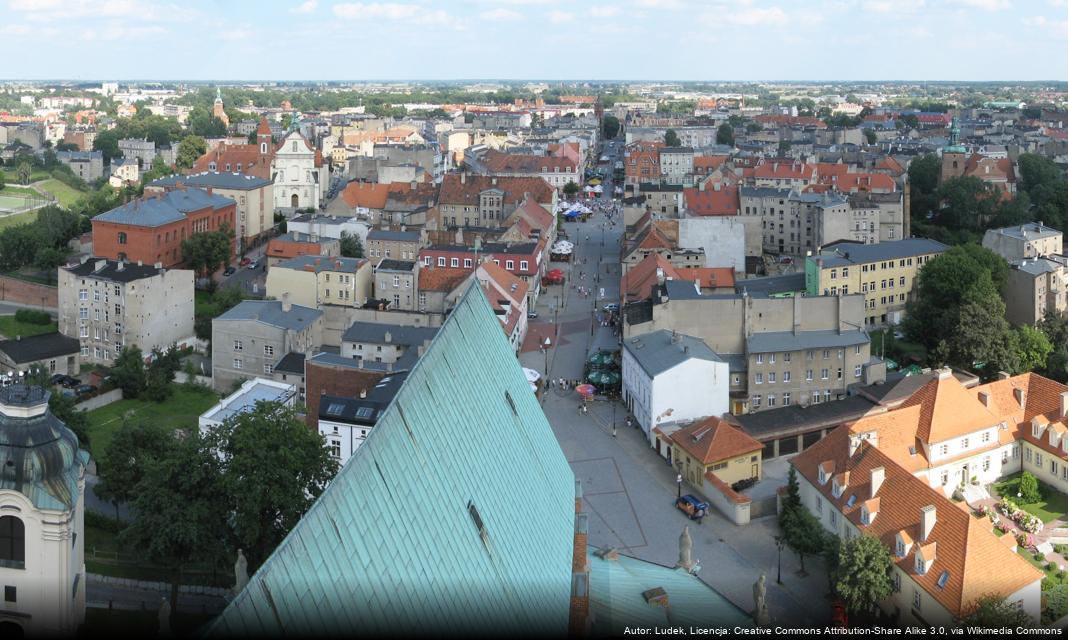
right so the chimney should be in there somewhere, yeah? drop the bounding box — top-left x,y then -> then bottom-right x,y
360,388 -> 367,399
282,292 -> 292,313
1014,387 -> 1027,408
116,261 -> 125,271
94,259 -> 106,272
871,467 -> 885,498
137,260 -> 143,267
978,390 -> 992,409
384,331 -> 392,343
460,172 -> 466,184
1061,391 -> 1068,419
920,505 -> 936,542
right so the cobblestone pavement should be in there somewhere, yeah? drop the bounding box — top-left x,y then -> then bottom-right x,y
519,155 -> 832,626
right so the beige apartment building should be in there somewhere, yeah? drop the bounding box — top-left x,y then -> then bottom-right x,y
805,238 -> 949,327
983,223 -> 1063,262
1004,257 -> 1068,326
146,172 -> 275,252
265,255 -> 373,309
365,227 -> 425,263
374,259 -> 419,310
624,280 -> 882,414
58,258 -> 194,366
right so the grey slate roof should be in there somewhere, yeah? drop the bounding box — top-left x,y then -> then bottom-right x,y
93,188 -> 234,228
733,395 -> 878,441
987,223 -> 1061,241
746,329 -> 869,354
319,372 -> 409,426
367,228 -> 421,242
148,171 -> 273,190
0,333 -> 80,364
813,238 -> 949,268
342,321 -> 437,346
735,273 -> 806,296
64,259 -> 169,283
273,255 -> 366,273
273,352 -> 306,375
623,330 -> 721,378
215,300 -> 322,331
375,259 -> 416,272
1014,258 -> 1062,276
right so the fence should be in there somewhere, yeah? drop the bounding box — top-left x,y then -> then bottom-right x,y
174,371 -> 213,387
76,388 -> 122,412
87,573 -> 231,599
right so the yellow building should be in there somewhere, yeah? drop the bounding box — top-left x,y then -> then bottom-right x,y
805,238 -> 948,327
665,416 -> 763,488
265,255 -> 373,309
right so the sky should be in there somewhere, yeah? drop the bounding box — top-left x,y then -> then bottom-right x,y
2,0 -> 1068,82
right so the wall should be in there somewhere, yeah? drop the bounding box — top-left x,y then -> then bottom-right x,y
304,360 -> 386,430
648,358 -> 729,444
699,471 -> 751,526
74,388 -> 122,411
0,276 -> 57,308
677,218 -> 746,273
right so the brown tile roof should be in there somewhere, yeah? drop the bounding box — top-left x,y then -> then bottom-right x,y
621,254 -> 679,303
417,266 -> 470,292
438,174 -> 554,207
190,143 -> 272,179
675,267 -> 735,290
683,184 -> 739,216
791,426 -> 1042,616
341,181 -> 404,209
668,416 -> 763,465
483,149 -> 577,174
902,373 -> 1001,444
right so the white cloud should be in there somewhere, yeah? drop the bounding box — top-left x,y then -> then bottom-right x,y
290,0 -> 317,14
481,7 -> 522,21
1049,0 -> 1068,6
9,0 -> 194,23
723,7 -> 788,26
1024,15 -> 1068,34
634,0 -> 684,8
948,0 -> 1009,9
863,0 -> 924,11
332,3 -> 465,28
590,6 -> 620,17
79,23 -> 166,41
548,9 -> 573,22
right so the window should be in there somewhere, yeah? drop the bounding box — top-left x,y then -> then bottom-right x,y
450,258 -> 459,267
79,308 -> 88,320
768,394 -> 776,407
822,349 -> 830,359
233,340 -> 243,351
756,353 -> 764,364
79,289 -> 88,301
896,540 -> 905,556
264,364 -> 274,375
264,345 -> 274,357
233,358 -> 243,370
821,368 -> 829,380
520,260 -> 529,271
438,257 -> 446,267
941,470 -> 949,485
913,588 -> 922,611
393,275 -> 400,288
962,437 -> 969,449
751,394 -> 761,407
755,373 -> 763,384
982,431 -> 990,443
984,457 -> 991,472
783,371 -> 791,383
464,258 -> 472,268
783,392 -> 791,405
854,344 -> 861,355
506,260 -> 515,270
806,369 -> 813,382
836,367 -> 842,380
854,364 -> 862,377
768,372 -> 776,384
816,498 -> 823,513
1037,453 -> 1044,467
329,440 -> 341,459
118,232 -> 127,245
784,353 -> 791,363
0,516 -> 25,568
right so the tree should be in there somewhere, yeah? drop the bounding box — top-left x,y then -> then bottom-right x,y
144,349 -> 178,403
120,429 -> 228,612
1011,325 -> 1053,374
187,107 -> 227,137
207,401 -> 338,569
1045,585 -> 1068,625
862,129 -> 877,145
176,135 -> 207,170
110,346 -> 147,399
49,391 -> 90,449
0,169 -> 5,190
780,504 -> 826,575
958,594 -> 1035,627
907,153 -> 940,219
96,421 -> 174,521
602,115 -> 620,139
936,176 -> 1001,231
1019,471 -> 1040,503
664,129 -> 681,147
140,156 -> 172,186
339,231 -> 364,258
716,123 -> 735,146
16,161 -> 31,185
834,535 -> 893,615
33,246 -> 67,281
181,230 -> 231,276
563,181 -> 580,198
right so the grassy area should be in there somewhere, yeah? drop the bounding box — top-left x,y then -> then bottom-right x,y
82,607 -> 216,638
0,208 -> 37,230
870,329 -> 927,366
994,473 -> 1068,523
37,177 -> 86,208
85,386 -> 219,460
0,314 -> 58,339
0,184 -> 39,197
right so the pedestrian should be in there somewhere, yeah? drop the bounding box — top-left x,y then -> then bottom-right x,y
612,424 -> 617,438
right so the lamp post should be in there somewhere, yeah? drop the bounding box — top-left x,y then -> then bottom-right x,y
775,535 -> 786,585
676,472 -> 683,499
542,337 -> 552,378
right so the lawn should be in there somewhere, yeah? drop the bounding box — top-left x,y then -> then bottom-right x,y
0,184 -> 39,197
36,177 -> 86,208
0,208 -> 37,230
0,314 -> 58,339
994,473 -> 1068,523
85,386 -> 220,460
870,328 -> 927,366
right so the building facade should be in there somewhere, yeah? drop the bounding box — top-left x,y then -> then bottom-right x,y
265,256 -> 373,310
211,298 -> 323,391
145,172 -> 274,252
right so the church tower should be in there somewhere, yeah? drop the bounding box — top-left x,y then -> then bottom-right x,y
256,117 -> 273,157
0,385 -> 89,636
213,87 -> 230,128
939,115 -> 968,183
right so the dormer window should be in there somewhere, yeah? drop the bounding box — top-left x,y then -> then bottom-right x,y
896,540 -> 905,556
915,554 -> 926,575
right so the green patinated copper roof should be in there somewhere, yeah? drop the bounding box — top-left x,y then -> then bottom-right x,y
207,283 -> 577,637
588,547 -> 752,635
0,385 -> 89,512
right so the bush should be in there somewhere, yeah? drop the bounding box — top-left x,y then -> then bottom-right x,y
85,510 -> 126,533
14,309 -> 52,325
1048,562 -> 1058,572
1020,471 -> 1041,503
1046,585 -> 1068,623
1036,552 -> 1046,562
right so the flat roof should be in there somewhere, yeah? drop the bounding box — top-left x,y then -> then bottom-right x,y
201,378 -> 295,425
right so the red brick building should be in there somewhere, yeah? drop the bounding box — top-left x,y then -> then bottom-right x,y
91,188 -> 236,268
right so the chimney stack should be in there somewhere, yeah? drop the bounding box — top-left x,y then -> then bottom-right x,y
871,467 -> 885,498
920,505 -> 936,542
1061,392 -> 1068,419
978,390 -> 992,409
1014,387 -> 1027,408
282,292 -> 292,313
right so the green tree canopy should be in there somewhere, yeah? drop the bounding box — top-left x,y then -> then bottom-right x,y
716,123 -> 735,146
602,115 -> 620,139
110,345 -> 147,399
339,231 -> 364,258
207,401 -> 339,570
176,135 -> 207,170
834,535 -> 894,615
96,420 -> 174,521
563,181 -> 580,198
664,129 -> 681,147
957,594 -> 1036,627
181,230 -> 231,276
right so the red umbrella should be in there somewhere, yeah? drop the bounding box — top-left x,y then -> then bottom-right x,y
576,384 -> 597,397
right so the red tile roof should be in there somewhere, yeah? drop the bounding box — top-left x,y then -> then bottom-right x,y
417,266 -> 471,292
669,416 -> 762,465
683,184 -> 739,216
438,174 -> 554,207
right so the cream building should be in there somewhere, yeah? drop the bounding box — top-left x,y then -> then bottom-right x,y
983,223 -> 1063,262
273,130 -> 327,210
58,259 -> 195,366
1004,257 -> 1068,327
0,385 -> 88,637
145,172 -> 275,252
805,238 -> 949,327
265,255 -> 373,309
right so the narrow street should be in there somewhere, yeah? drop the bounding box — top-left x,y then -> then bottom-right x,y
519,139 -> 832,626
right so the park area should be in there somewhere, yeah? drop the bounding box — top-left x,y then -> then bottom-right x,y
85,385 -> 219,460
0,312 -> 58,339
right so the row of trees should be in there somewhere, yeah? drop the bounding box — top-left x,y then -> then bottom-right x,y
0,206 -> 88,273
95,401 -> 338,610
109,345 -> 184,403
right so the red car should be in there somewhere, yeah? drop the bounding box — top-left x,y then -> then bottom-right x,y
239,257 -> 252,267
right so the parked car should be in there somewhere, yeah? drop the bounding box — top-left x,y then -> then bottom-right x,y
527,311 -> 538,319
249,260 -> 260,270
674,495 -> 709,521
62,376 -> 82,388
603,303 -> 620,312
51,374 -> 78,388
74,384 -> 97,398
223,266 -> 237,276
239,257 -> 251,267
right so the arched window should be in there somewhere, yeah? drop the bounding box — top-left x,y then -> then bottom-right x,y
0,516 -> 25,568
118,232 -> 127,245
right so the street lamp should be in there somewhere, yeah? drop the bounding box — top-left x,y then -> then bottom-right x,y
676,472 -> 683,499
775,535 -> 786,585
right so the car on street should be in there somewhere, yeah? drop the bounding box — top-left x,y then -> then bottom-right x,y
50,374 -> 78,388
248,260 -> 260,270
675,495 -> 709,521
527,311 -> 538,319
224,266 -> 237,276
239,257 -> 251,267
603,303 -> 619,312
74,384 -> 97,398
